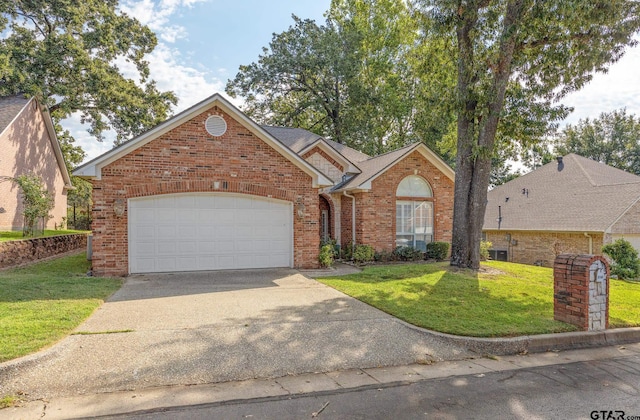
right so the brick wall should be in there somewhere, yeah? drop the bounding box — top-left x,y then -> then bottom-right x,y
91,105 -> 320,276
484,230 -> 604,267
0,234 -> 87,269
339,193 -> 354,248
350,150 -> 454,253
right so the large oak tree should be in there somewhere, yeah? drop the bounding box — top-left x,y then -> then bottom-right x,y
0,0 -> 177,144
416,0 -> 640,268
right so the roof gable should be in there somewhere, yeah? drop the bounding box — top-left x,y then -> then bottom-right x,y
484,154 -> 640,232
262,126 -> 363,173
74,94 -> 333,188
334,143 -> 455,192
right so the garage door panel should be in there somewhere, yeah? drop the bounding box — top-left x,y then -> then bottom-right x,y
157,226 -> 177,240
156,258 -> 177,272
177,241 -> 197,254
176,226 -> 198,239
214,209 -> 235,223
157,242 -> 176,255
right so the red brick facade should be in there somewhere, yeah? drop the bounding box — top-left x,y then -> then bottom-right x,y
336,151 -> 454,253
91,105 -> 320,276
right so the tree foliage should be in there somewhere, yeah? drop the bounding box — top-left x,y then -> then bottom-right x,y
553,109 -> 640,175
414,0 -> 640,269
12,173 -> 54,236
0,0 -> 177,144
226,0 -> 457,158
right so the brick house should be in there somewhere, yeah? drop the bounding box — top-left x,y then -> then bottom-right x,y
483,154 -> 640,266
74,93 -> 454,276
0,94 -> 72,231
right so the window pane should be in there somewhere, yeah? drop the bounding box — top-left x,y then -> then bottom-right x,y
396,175 -> 432,197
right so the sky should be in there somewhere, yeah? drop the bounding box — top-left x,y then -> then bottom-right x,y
71,0 -> 640,163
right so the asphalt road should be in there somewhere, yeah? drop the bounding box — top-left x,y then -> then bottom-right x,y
107,353 -> 640,420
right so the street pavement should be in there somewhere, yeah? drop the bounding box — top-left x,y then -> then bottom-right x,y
111,349 -> 640,420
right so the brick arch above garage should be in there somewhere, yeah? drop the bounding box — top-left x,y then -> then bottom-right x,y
124,180 -> 298,203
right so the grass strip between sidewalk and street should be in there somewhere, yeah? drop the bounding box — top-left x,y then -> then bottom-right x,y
318,261 -> 640,337
0,253 -> 122,363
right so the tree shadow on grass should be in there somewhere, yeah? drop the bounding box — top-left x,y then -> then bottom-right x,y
330,264 -> 576,338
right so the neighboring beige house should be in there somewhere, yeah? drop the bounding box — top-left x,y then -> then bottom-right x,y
0,94 -> 72,231
483,154 -> 640,267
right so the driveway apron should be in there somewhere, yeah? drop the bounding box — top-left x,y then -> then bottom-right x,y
0,269 -> 474,400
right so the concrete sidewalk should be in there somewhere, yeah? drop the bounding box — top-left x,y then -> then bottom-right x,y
3,343 -> 640,419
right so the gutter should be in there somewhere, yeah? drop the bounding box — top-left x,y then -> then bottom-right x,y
343,191 -> 356,248
584,232 -> 593,254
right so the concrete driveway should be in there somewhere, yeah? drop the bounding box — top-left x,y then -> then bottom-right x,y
0,268 -> 474,400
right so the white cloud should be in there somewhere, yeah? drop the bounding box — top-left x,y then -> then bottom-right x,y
561,44 -> 640,125
120,0 -> 206,43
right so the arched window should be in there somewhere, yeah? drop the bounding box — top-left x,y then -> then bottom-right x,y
396,175 -> 433,251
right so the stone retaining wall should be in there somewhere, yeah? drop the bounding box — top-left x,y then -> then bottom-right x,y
0,234 -> 88,269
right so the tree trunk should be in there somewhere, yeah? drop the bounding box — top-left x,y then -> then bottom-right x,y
450,0 -> 526,269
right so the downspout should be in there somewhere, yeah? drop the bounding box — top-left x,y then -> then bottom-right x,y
343,191 -> 356,248
584,232 -> 593,254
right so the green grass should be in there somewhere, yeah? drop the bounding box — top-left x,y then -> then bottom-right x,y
0,229 -> 90,242
0,253 -> 121,362
318,261 -> 640,337
0,395 -> 18,409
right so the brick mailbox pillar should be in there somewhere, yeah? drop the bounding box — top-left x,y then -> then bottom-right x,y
553,254 -> 609,331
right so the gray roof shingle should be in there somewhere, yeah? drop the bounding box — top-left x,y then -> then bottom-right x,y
0,94 -> 30,135
261,125 -> 370,168
483,153 -> 640,232
261,126 -> 322,153
333,143 -> 419,191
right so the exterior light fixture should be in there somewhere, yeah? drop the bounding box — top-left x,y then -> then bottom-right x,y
297,201 -> 305,219
113,199 -> 126,217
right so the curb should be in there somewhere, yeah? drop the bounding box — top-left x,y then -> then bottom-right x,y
400,321 -> 640,356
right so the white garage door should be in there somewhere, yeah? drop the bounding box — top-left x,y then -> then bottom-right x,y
129,193 -> 293,273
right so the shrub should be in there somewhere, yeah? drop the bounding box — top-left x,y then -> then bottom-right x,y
318,244 -> 335,268
353,244 -> 375,264
602,238 -> 640,280
374,250 -> 394,262
393,246 -> 423,261
13,173 -> 54,236
480,240 -> 492,261
426,242 -> 450,261
341,242 -> 353,260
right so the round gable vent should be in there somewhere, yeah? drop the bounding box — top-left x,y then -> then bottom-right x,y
205,115 -> 227,137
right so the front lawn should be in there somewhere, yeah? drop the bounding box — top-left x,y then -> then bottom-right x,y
318,261 -> 640,337
0,229 -> 90,242
0,253 -> 121,362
